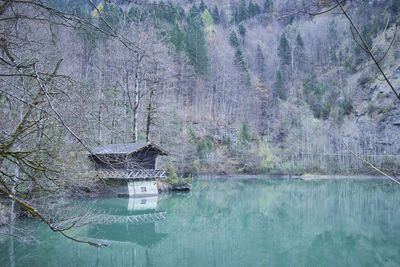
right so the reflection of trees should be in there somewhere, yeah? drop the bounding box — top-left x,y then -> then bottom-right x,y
1,180 -> 399,266
88,223 -> 167,247
155,179 -> 400,266
81,197 -> 168,247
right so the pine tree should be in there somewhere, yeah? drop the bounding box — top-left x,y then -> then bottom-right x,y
361,25 -> 372,49
234,47 -> 251,87
274,69 -> 286,100
238,23 -> 246,40
296,32 -> 304,49
255,76 -> 269,133
264,0 -> 273,13
328,20 -> 339,63
229,30 -> 239,48
248,0 -> 261,18
170,20 -> 185,52
99,3 -> 123,34
277,33 -> 291,67
256,43 -> 266,78
188,4 -> 200,18
199,0 -> 207,12
219,8 -> 227,26
185,6 -> 209,74
236,0 -> 248,24
241,123 -> 251,143
211,5 -> 220,24
234,48 -> 246,68
392,0 -> 400,13
294,32 -> 305,71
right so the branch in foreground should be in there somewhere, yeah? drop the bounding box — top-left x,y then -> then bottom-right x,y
0,187 -> 107,247
276,1 -> 346,19
344,144 -> 400,185
334,0 -> 400,101
277,0 -> 400,101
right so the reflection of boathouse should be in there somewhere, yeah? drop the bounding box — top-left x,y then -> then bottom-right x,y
86,197 -> 167,248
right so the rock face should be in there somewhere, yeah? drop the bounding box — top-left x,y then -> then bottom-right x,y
393,66 -> 400,79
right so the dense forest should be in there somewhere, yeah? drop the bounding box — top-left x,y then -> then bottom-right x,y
1,0 -> 400,198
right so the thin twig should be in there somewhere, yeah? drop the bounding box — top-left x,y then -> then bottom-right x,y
0,187 -> 107,247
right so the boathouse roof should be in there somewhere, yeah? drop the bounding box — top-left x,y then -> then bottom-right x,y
91,142 -> 169,156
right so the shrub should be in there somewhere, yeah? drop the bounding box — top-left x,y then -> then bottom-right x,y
258,139 -> 275,171
165,159 -> 193,186
357,73 -> 373,88
338,96 -> 353,116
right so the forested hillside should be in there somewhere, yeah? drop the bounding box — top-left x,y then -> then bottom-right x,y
1,0 -> 400,184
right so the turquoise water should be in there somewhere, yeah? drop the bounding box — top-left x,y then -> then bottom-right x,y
1,178 -> 400,267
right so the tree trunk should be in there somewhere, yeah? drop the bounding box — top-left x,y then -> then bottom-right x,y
133,60 -> 140,142
146,82 -> 156,142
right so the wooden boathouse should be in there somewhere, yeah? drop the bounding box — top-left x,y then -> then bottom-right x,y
89,142 -> 169,180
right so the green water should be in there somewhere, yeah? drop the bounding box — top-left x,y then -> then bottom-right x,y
1,178 -> 400,267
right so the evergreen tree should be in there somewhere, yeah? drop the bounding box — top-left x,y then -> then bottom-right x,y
238,23 -> 246,39
211,5 -> 220,24
219,8 -> 227,26
99,3 -> 123,34
229,30 -> 239,48
303,76 -> 331,119
296,32 -> 304,49
185,6 -> 209,74
277,33 -> 291,67
264,0 -> 273,13
164,2 -> 179,23
199,1 -> 207,12
188,4 -> 200,18
294,32 -> 305,70
202,9 -> 215,39
241,123 -> 251,144
391,0 -> 400,13
328,20 -> 338,49
328,20 -> 338,63
361,25 -> 372,49
234,47 -> 251,87
353,26 -> 372,65
256,43 -> 266,77
248,0 -> 261,17
235,0 -> 248,24
170,20 -> 185,52
234,48 -> 246,69
274,69 -> 286,100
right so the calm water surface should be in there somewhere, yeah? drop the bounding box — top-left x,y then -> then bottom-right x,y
1,178 -> 400,267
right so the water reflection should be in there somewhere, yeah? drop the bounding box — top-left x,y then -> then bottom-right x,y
128,195 -> 158,211
1,179 -> 400,267
87,195 -> 167,248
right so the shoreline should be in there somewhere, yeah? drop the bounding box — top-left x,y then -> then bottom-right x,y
196,174 -> 390,180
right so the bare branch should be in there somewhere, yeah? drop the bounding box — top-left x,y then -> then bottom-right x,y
334,0 -> 400,101
344,143 -> 400,185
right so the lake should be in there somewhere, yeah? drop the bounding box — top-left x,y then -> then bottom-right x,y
1,177 -> 400,266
